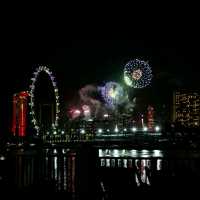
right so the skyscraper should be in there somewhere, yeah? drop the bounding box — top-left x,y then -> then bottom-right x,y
172,90 -> 200,127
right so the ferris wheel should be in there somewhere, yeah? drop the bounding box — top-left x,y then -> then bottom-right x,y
29,66 -> 60,135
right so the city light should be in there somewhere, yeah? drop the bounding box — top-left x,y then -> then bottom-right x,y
0,156 -> 5,161
98,149 -> 103,157
157,159 -> 162,170
62,149 -> 67,154
74,109 -> 81,114
143,127 -> 148,131
103,113 -> 109,118
114,125 -> 119,133
155,126 -> 160,132
84,110 -> 90,114
80,129 -> 85,134
132,127 -> 137,132
53,131 -> 57,135
153,150 -> 163,157
98,128 -> 103,133
53,149 -> 57,154
113,149 -> 119,157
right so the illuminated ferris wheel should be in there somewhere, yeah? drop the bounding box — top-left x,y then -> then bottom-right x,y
29,66 -> 60,135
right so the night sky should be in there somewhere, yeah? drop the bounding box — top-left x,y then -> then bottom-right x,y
0,38 -> 199,134
2,39 -> 199,90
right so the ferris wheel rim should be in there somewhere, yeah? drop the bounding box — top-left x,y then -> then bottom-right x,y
29,66 -> 60,135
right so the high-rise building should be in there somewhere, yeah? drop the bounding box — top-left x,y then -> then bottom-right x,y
172,90 -> 200,127
147,105 -> 154,131
11,91 -> 30,137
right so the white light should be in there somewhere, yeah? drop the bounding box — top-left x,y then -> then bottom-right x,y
53,131 -> 57,135
131,150 -> 138,157
106,159 -> 110,167
123,159 -> 128,168
132,127 -> 137,132
103,114 -> 109,118
53,149 -> 57,154
88,118 -> 93,122
107,129 -> 110,132
61,130 -> 65,134
114,125 -> 119,133
121,149 -> 126,155
113,149 -> 119,157
143,127 -> 148,131
155,126 -> 160,132
84,110 -> 90,114
157,159 -> 162,170
98,128 -> 103,133
74,110 -> 81,114
80,129 -> 85,134
62,149 -> 67,154
99,149 -> 103,157
123,128 -> 127,132
153,150 -> 163,157
46,131 -> 49,135
0,156 -> 5,161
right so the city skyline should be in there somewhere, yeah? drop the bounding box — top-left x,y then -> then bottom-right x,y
0,39 -> 199,134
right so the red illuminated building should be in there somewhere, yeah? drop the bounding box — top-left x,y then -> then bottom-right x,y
147,105 -> 154,131
11,91 -> 29,137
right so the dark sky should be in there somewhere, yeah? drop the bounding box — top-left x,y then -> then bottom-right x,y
2,39 -> 199,94
0,38 -> 199,133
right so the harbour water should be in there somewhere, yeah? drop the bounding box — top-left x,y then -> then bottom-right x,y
1,144 -> 200,198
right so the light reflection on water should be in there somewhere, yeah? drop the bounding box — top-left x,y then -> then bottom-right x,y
98,149 -> 164,187
2,147 -> 200,196
43,148 -> 76,192
99,149 -> 164,158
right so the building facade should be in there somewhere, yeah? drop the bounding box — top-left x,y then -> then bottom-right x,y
172,90 -> 200,127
